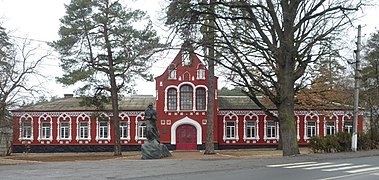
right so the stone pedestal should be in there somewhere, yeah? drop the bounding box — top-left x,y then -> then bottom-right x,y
141,139 -> 172,159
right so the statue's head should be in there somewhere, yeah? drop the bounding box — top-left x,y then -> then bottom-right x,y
148,103 -> 153,108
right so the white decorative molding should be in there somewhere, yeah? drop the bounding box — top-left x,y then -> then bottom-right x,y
57,113 -> 72,142
119,112 -> 131,141
223,112 -> 238,142
170,116 -> 202,145
38,113 -> 53,142
19,113 -> 34,142
135,112 -> 145,141
76,113 -> 91,141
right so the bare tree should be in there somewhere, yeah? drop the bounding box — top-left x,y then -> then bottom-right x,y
0,26 -> 49,155
166,0 -> 364,156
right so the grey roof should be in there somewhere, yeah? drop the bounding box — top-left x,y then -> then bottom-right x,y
218,96 -> 275,110
14,95 -> 352,112
14,95 -> 155,112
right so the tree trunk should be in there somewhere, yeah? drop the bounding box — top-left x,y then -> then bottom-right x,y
104,0 -> 121,156
204,0 -> 216,154
277,64 -> 300,156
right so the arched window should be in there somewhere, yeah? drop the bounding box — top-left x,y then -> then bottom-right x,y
196,88 -> 206,110
167,88 -> 177,110
180,85 -> 193,110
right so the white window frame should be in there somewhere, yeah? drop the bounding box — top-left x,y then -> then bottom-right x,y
266,121 -> 277,139
79,122 -> 89,139
344,122 -> 353,133
243,112 -> 259,141
225,121 -> 236,139
325,121 -> 336,135
168,69 -> 177,80
197,68 -> 205,80
76,113 -> 91,141
307,121 -> 317,138
304,113 -> 319,140
57,113 -> 72,142
222,112 -> 239,141
96,113 -> 111,141
18,114 -> 34,141
119,112 -> 130,141
135,112 -> 147,141
38,113 -> 53,142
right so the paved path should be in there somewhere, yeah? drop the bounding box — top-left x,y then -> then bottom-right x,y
1,149 -> 379,180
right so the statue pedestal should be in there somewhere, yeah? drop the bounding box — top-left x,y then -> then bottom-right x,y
141,139 -> 172,159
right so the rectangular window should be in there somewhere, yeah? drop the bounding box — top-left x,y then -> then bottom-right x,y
226,121 -> 235,138
120,122 -> 128,139
344,122 -> 353,133
307,121 -> 316,137
138,121 -> 147,139
99,122 -> 108,139
246,121 -> 256,138
168,69 -> 176,80
266,122 -> 276,138
21,122 -> 32,139
41,122 -> 51,139
197,69 -> 205,80
79,122 -> 89,139
326,121 -> 335,135
167,89 -> 177,110
60,122 -> 69,139
196,88 -> 206,110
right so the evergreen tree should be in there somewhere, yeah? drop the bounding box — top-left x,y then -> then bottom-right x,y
53,0 -> 164,156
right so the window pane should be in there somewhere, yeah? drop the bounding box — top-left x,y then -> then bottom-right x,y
167,88 -> 177,110
180,85 -> 193,110
196,88 -> 206,110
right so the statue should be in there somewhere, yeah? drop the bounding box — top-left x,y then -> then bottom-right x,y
141,103 -> 171,159
145,103 -> 160,142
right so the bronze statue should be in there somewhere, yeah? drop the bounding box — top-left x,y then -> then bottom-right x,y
145,103 -> 160,142
141,103 -> 171,159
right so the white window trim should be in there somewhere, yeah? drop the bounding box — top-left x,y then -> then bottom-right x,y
243,112 -> 259,141
135,112 -> 146,141
76,113 -> 91,141
263,115 -> 279,141
197,68 -> 206,80
304,113 -> 319,140
57,113 -> 72,142
223,112 -> 239,141
19,114 -> 33,141
119,112 -> 131,141
38,113 -> 53,142
96,113 -> 111,142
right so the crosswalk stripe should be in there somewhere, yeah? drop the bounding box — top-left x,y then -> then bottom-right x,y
346,166 -> 379,173
304,163 -> 352,170
322,164 -> 371,172
284,162 -> 332,169
371,173 -> 379,176
267,162 -> 317,168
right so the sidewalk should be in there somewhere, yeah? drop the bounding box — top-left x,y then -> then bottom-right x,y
2,148 -> 379,165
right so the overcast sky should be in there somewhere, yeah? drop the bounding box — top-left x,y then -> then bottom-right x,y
0,0 -> 378,99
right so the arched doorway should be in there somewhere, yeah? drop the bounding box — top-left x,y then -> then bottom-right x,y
176,124 -> 197,150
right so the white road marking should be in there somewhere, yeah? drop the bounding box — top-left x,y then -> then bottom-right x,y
322,164 -> 371,172
284,162 -> 332,169
346,166 -> 379,173
304,163 -> 352,170
266,161 -> 317,168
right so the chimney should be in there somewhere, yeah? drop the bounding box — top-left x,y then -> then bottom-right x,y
64,94 -> 74,98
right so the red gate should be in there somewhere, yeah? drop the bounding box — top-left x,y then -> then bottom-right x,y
176,124 -> 197,150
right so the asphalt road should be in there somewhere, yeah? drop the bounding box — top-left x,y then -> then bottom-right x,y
1,150 -> 379,180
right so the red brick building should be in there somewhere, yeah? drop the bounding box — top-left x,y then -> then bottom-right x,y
11,48 -> 364,152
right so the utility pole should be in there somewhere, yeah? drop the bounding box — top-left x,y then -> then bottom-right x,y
352,25 -> 361,152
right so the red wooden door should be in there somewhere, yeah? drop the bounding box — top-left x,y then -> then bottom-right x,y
176,124 -> 197,150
